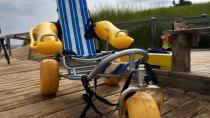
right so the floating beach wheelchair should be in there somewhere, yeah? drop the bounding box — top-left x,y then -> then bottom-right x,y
29,0 -> 164,117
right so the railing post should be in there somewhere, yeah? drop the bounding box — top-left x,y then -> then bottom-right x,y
150,17 -> 157,48
27,48 -> 32,60
0,38 -> 10,64
6,38 -> 12,56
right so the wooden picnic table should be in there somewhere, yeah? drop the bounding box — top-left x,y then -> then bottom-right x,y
168,27 -> 210,72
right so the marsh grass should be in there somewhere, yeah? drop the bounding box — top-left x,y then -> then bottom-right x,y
92,2 -> 210,49
92,3 -> 210,22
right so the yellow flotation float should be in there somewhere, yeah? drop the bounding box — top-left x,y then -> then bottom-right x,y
95,21 -> 134,49
95,21 -> 135,85
29,22 -> 62,55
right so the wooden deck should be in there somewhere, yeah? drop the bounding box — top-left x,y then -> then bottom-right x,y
1,50 -> 210,117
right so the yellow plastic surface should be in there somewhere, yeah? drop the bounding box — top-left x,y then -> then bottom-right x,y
95,21 -> 134,49
29,22 -> 62,55
101,58 -> 123,86
148,53 -> 172,71
125,91 -> 161,118
40,59 -> 60,96
118,52 -> 172,71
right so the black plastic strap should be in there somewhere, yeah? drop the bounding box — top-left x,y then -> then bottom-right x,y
121,71 -> 135,93
54,53 -> 61,62
94,35 -> 102,53
143,63 -> 158,84
84,22 -> 95,39
81,76 -> 117,117
80,100 -> 91,118
62,50 -> 77,56
81,93 -> 103,118
84,9 -> 94,39
81,75 -> 91,93
81,76 -> 101,117
114,71 -> 135,111
120,56 -> 145,94
87,10 -> 93,25
84,10 -> 102,53
94,93 -> 118,106
81,69 -> 139,117
94,77 -> 97,91
93,76 -> 117,106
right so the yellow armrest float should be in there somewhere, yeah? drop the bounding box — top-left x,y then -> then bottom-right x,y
29,22 -> 63,55
95,21 -> 134,49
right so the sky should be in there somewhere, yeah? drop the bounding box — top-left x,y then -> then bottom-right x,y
0,0 -> 209,45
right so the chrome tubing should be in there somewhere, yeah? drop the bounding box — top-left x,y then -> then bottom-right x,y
87,49 -> 148,81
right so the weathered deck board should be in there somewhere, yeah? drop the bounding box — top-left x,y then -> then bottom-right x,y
193,108 -> 210,118
162,92 -> 193,115
0,60 -> 39,75
1,59 -> 210,118
163,99 -> 208,118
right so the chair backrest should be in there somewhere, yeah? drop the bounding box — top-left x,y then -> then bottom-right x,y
56,0 -> 96,57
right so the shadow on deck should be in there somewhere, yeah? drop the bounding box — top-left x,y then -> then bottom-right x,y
0,56 -> 210,118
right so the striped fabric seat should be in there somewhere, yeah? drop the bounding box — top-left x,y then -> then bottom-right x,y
100,59 -> 141,74
100,62 -> 130,75
57,0 -> 139,75
57,0 -> 96,57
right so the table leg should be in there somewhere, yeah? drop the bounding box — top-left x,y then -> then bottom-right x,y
0,39 -> 10,64
172,34 -> 192,72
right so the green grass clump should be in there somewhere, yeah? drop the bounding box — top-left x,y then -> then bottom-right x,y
127,24 -> 172,49
92,2 -> 210,49
92,3 -> 210,22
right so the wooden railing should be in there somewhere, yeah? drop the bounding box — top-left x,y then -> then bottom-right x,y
1,14 -> 210,66
114,14 -> 210,48
0,32 -> 29,56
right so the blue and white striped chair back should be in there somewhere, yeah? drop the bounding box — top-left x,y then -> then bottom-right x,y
57,0 -> 141,75
57,0 -> 96,57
